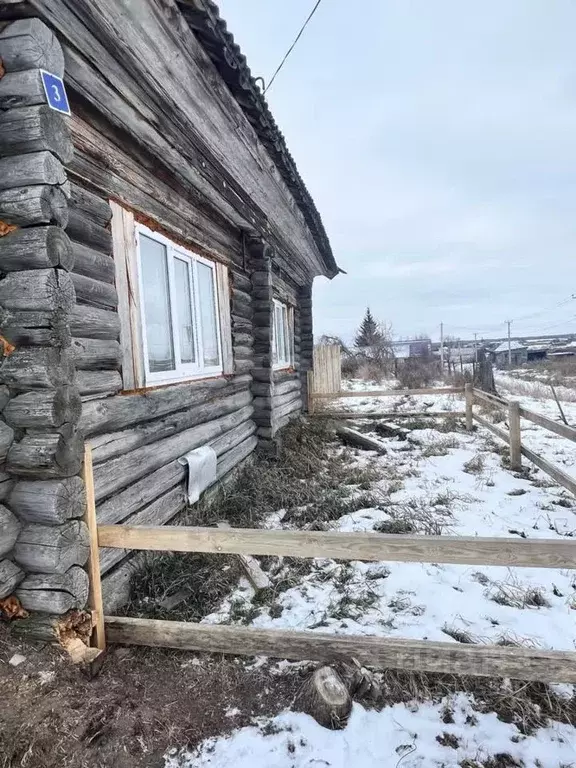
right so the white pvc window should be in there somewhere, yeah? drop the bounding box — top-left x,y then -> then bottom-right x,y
272,299 -> 293,369
136,224 -> 222,384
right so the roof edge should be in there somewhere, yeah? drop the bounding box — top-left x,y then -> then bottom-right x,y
177,0 -> 338,279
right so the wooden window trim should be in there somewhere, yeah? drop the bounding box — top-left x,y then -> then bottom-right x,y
111,202 -> 233,389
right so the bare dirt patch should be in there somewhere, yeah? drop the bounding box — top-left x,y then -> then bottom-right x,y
0,625 -> 302,768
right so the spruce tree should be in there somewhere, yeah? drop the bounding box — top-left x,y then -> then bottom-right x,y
355,307 -> 382,348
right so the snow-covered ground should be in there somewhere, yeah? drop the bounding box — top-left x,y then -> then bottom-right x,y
169,382 -> 576,767
168,693 -> 576,768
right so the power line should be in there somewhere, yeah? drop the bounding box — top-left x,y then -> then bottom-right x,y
263,0 -> 324,95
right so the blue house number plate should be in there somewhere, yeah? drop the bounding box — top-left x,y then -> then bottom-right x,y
40,70 -> 71,116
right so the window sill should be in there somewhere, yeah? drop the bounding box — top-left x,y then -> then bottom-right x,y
121,372 -> 225,395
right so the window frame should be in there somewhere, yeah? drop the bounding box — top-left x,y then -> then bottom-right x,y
135,223 -> 223,386
272,298 -> 294,370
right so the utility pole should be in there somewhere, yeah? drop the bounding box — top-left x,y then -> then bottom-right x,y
506,320 -> 512,366
474,332 -> 478,363
440,322 -> 444,371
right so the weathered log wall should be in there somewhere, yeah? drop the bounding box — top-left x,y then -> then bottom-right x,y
0,6 -> 322,617
0,19 -> 87,613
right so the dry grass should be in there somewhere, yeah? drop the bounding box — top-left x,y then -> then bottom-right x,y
125,418 -> 386,621
498,375 -> 576,403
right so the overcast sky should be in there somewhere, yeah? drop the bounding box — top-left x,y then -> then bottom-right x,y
217,0 -> 576,342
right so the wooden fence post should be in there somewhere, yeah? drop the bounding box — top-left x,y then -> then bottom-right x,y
508,401 -> 522,471
307,370 -> 315,415
465,383 -> 473,431
82,445 -> 106,651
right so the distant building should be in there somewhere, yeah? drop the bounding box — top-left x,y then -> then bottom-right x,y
392,339 -> 432,359
492,341 -> 528,367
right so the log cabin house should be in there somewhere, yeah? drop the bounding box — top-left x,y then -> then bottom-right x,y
0,0 -> 337,621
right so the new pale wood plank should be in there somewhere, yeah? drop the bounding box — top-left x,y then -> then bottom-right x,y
83,445 -> 106,651
312,387 -> 462,399
97,525 -> 576,569
216,262 -> 234,375
105,617 -> 576,683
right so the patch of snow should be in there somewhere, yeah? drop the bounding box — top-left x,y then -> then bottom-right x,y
167,694 -> 576,768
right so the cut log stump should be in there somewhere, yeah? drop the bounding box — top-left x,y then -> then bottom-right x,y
295,666 -> 352,730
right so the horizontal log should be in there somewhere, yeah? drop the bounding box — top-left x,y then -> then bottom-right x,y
272,398 -> 302,422
0,184 -> 68,227
97,526 -> 576,570
4,387 -> 81,429
90,390 -> 252,465
0,387 -> 9,411
7,423 -> 83,478
0,105 -> 72,163
96,431 -> 258,528
0,470 -> 14,502
0,504 -> 20,557
0,225 -> 73,271
71,241 -> 116,283
66,208 -> 112,253
70,337 -> 121,370
209,418 -> 256,458
234,359 -> 254,375
0,347 -> 74,391
0,422 -> 15,462
233,345 -> 253,360
104,617 -> 576,684
0,558 -> 24,599
231,332 -> 253,348
71,272 -> 118,309
0,68 -> 47,110
14,520 -> 89,573
76,370 -> 122,396
9,477 -> 85,525
10,610 -> 91,643
0,151 -> 66,192
336,426 -> 387,455
0,268 -> 75,311
70,183 -> 112,228
231,273 -> 252,293
230,315 -> 252,332
99,486 -> 185,574
0,18 -> 64,74
93,405 -> 254,501
16,565 -> 88,614
69,304 -> 120,340
81,373 -> 251,436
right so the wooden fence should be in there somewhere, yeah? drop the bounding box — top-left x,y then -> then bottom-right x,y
312,344 -> 341,394
83,375 -> 576,682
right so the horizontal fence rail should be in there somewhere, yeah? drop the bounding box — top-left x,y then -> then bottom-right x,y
97,525 -> 576,569
105,616 -> 576,683
471,388 -> 576,497
316,410 -> 465,420
312,386 -> 462,400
